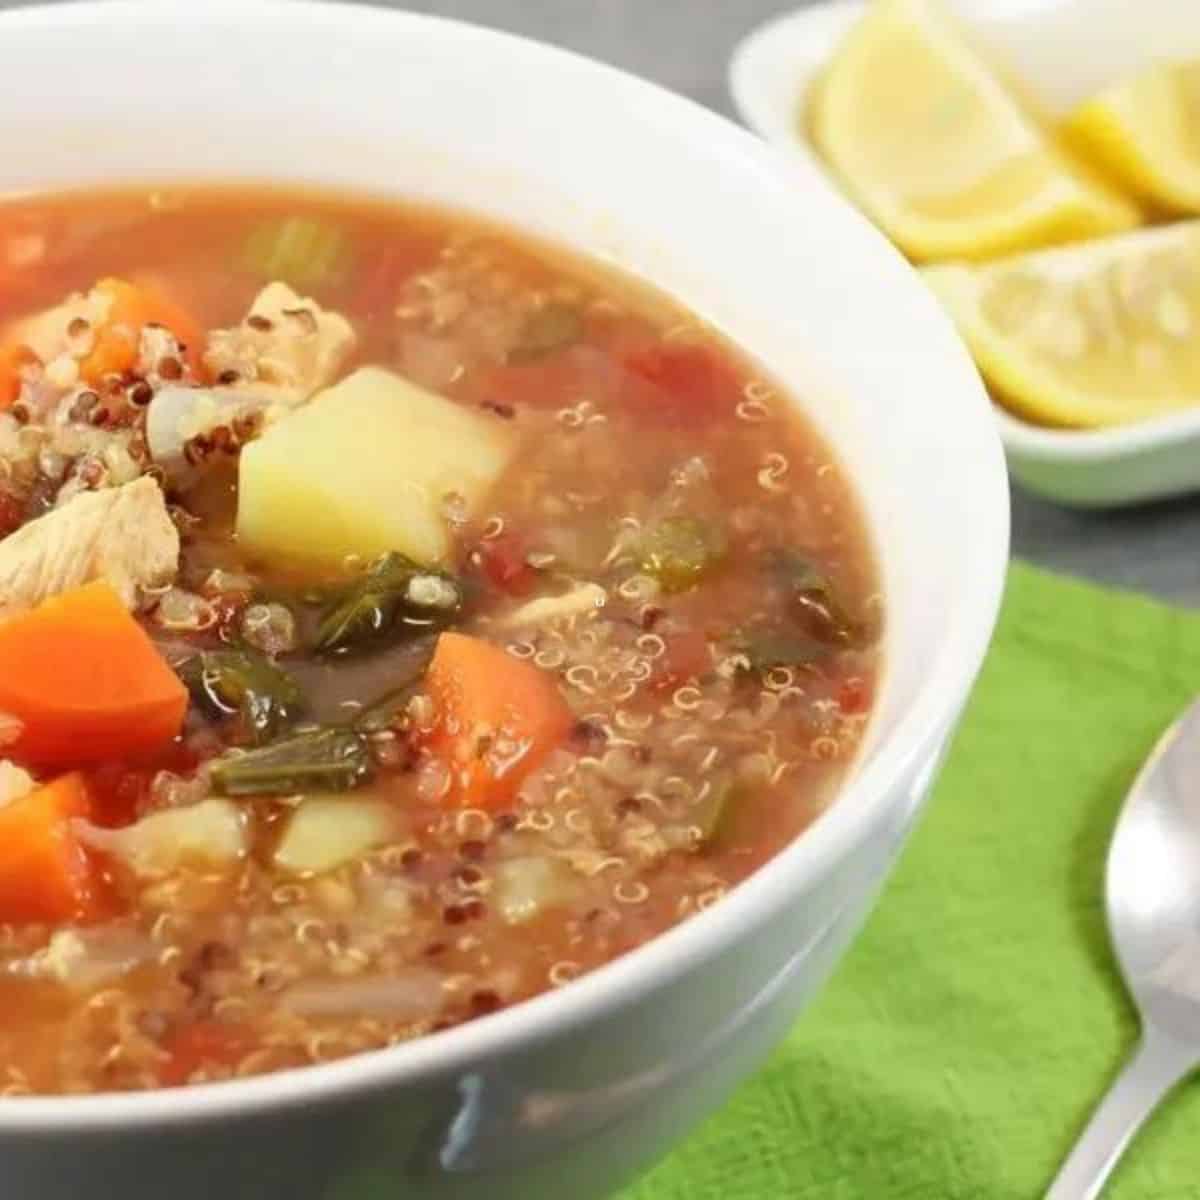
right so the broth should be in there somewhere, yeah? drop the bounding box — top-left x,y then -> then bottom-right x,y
0,186 -> 880,1093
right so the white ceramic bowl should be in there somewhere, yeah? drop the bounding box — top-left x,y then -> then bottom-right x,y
0,2 -> 1008,1197
730,0 -> 1200,509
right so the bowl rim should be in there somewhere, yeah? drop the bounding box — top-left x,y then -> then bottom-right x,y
0,0 -> 1009,1128
728,0 -> 1200,470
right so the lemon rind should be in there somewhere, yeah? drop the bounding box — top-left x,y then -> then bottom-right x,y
810,0 -> 1139,263
1065,88 -> 1200,217
925,251 -> 1200,430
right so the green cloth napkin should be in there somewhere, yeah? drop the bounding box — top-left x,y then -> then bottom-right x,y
623,561 -> 1200,1200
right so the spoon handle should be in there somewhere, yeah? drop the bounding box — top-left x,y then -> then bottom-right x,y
1045,1026 -> 1195,1200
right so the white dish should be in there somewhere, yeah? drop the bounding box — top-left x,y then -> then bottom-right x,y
730,0 -> 1200,508
0,3 -> 1007,1198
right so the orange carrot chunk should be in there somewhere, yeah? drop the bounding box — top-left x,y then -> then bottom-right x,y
80,276 -> 206,384
0,342 -> 36,411
425,632 -> 572,810
0,581 -> 188,769
0,275 -> 205,409
0,773 -> 101,924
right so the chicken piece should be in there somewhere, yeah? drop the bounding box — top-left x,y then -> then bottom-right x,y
204,282 -> 356,402
499,582 -> 608,629
1,287 -> 114,399
144,384 -> 291,484
3,289 -> 111,365
0,476 -> 178,616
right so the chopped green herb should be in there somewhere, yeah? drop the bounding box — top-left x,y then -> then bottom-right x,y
211,728 -> 371,797
179,650 -> 304,746
732,628 -> 828,673
508,304 -> 583,363
692,776 -> 739,848
315,553 -> 462,656
637,516 -> 727,594
353,682 -> 423,736
768,550 -> 866,646
241,217 -> 352,290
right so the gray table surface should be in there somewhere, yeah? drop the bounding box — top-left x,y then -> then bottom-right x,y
7,0 -> 1200,603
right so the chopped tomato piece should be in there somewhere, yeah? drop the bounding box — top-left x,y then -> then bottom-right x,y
651,630 -> 712,691
0,489 -> 23,537
353,241 -> 439,315
0,343 -> 37,410
475,355 -> 589,413
86,742 -> 201,830
160,1021 -> 253,1087
621,343 -> 741,427
476,530 -> 536,596
837,676 -> 873,715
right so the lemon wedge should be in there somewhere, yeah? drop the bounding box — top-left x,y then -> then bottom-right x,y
1065,62 -> 1200,215
924,221 -> 1200,428
809,0 -> 1139,262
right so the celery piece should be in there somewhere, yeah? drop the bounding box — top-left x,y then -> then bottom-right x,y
241,217 -> 352,290
508,304 -> 582,363
637,516 -> 727,594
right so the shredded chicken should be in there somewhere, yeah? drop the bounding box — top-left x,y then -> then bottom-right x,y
204,282 -> 356,402
144,385 -> 272,479
0,285 -> 115,409
2,287 -> 112,366
0,476 -> 178,615
9,927 -> 157,989
499,582 -> 607,629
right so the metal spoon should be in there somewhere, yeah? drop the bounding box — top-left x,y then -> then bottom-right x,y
1047,697 -> 1200,1199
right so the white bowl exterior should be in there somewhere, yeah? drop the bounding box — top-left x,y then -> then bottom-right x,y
2,737 -> 953,1200
0,3 -> 1007,1197
996,407 -> 1200,507
730,0 -> 1200,510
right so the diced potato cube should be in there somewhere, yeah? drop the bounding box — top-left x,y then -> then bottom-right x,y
274,796 -> 401,875
493,856 -> 577,925
237,367 -> 517,568
76,799 -> 248,878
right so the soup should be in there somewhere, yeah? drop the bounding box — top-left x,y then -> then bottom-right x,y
0,186 -> 880,1094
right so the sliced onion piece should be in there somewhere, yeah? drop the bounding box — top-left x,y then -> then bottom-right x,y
281,968 -> 445,1019
145,385 -> 288,478
9,925 -> 157,989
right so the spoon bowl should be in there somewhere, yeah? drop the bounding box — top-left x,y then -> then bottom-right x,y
1109,701 -> 1200,1039
1047,698 -> 1200,1198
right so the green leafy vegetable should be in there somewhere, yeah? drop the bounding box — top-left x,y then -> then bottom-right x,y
731,628 -> 828,673
508,304 -> 582,363
353,683 -> 422,736
637,516 -> 727,594
692,777 -> 740,847
179,650 -> 304,746
241,217 -> 352,290
768,550 -> 866,647
210,728 -> 371,797
315,553 -> 463,656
